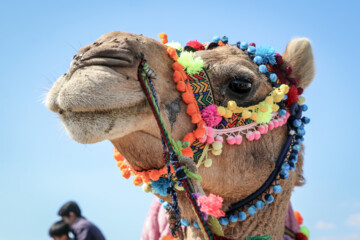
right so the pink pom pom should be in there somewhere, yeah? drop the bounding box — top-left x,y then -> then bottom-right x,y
258,125 -> 266,134
246,132 -> 255,141
196,194 -> 225,218
207,127 -> 215,137
285,111 -> 290,119
226,136 -> 236,145
254,131 -> 261,140
264,124 -> 269,133
201,105 -> 222,127
273,120 -> 279,128
235,135 -> 243,145
268,121 -> 274,130
215,135 -> 223,143
207,136 -> 215,144
199,136 -> 207,143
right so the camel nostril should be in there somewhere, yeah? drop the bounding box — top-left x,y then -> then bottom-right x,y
59,110 -> 64,114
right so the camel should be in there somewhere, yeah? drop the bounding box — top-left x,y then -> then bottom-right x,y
46,31 -> 315,240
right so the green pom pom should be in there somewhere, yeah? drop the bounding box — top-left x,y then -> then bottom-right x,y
255,102 -> 273,124
165,41 -> 182,51
300,226 -> 310,238
182,141 -> 190,148
178,51 -> 204,74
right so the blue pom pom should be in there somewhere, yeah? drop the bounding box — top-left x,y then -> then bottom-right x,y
293,119 -> 302,128
283,94 -> 288,100
181,218 -> 190,227
273,184 -> 282,193
253,56 -> 263,65
221,36 -> 229,43
193,221 -> 199,229
302,116 -> 310,124
265,194 -> 274,204
248,205 -> 257,215
255,46 -> 276,65
296,137 -> 304,144
280,170 -> 289,179
301,104 -> 308,112
158,199 -> 164,203
297,127 -> 306,136
238,211 -> 247,221
289,161 -> 296,171
247,46 -> 256,54
269,73 -> 277,82
290,153 -> 298,159
220,217 -> 229,226
282,162 -> 290,171
255,200 -> 265,210
229,214 -> 238,223
289,158 -> 297,165
279,109 -> 287,116
240,42 -> 249,50
293,144 -> 301,151
259,65 -> 268,73
162,202 -> 169,209
212,36 -> 220,43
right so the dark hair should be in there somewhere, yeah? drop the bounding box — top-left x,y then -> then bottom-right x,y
58,201 -> 81,217
49,220 -> 69,237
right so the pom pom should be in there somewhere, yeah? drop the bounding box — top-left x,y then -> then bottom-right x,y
297,87 -> 304,95
199,136 -> 207,143
256,45 -> 276,65
294,211 -> 303,225
268,121 -> 274,130
133,175 -> 143,186
253,56 -> 263,65
269,73 -> 277,83
265,96 -> 273,105
158,32 -> 168,44
193,222 -> 199,229
227,100 -> 237,110
254,131 -> 261,140
280,170 -> 289,179
212,35 -> 221,43
165,41 -> 182,51
248,205 -> 257,215
215,135 -> 224,143
121,169 -> 131,179
185,40 -> 205,51
192,113 -> 202,124
259,65 -> 268,73
172,62 -> 184,71
194,122 -> 206,138
240,42 -> 249,50
221,36 -> 229,43
204,158 -> 213,168
142,183 -> 151,193
298,96 -> 306,105
182,146 -> 194,157
285,66 -> 292,76
300,226 -> 310,238
246,132 -> 255,141
184,132 -> 196,144
295,232 -> 308,240
226,136 -> 236,145
272,104 -> 279,112
249,42 -> 256,47
301,104 -> 308,111
180,218 -> 190,227
265,194 -> 274,204
280,84 -> 290,94
239,211 -> 247,221
273,184 -> 282,193
201,105 -> 222,127
167,47 -> 178,61
151,178 -> 170,197
197,193 -> 225,217
182,92 -> 194,104
256,200 -> 265,210
219,217 -> 229,226
187,103 -> 198,115
229,214 -> 238,223
235,135 -> 243,145
224,110 -> 233,118
114,152 -> 125,162
177,51 -> 204,74
212,149 -> 222,156
256,102 -> 273,124
242,109 -> 252,119
247,46 -> 256,54
258,125 -> 266,134
176,81 -> 186,92
212,141 -> 223,150
251,112 -> 259,121
217,106 -> 226,116
275,53 -> 283,64
284,86 -> 299,106
207,136 -> 215,144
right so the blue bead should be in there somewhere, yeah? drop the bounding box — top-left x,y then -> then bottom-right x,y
296,137 -> 304,144
297,128 -> 306,136
293,144 -> 301,151
193,221 -> 199,229
247,46 -> 256,54
282,162 -> 290,171
220,217 -> 229,226
289,165 -> 296,171
265,194 -> 274,204
301,104 -> 308,112
248,205 -> 257,215
238,211 -> 247,221
280,170 -> 289,179
273,184 -> 282,193
279,109 -> 287,116
229,214 -> 238,223
283,94 -> 288,100
302,116 -> 310,124
240,42 -> 249,50
212,35 -> 220,43
253,56 -> 263,65
293,119 -> 302,128
259,65 -> 268,73
256,200 -> 265,210
221,36 -> 229,43
162,202 -> 169,208
181,218 -> 190,227
269,73 -> 277,82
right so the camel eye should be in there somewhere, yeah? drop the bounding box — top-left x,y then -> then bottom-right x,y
228,76 -> 252,95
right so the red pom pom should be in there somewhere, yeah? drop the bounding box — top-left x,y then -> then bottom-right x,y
289,78 -> 299,86
297,87 -> 304,95
295,232 -> 308,240
284,85 -> 299,106
285,66 -> 292,76
249,42 -> 256,47
275,53 -> 283,64
185,40 -> 205,51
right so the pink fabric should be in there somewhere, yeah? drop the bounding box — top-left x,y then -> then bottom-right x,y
141,198 -> 300,240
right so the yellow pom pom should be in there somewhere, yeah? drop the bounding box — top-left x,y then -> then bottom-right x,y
260,105 -> 268,113
274,94 -> 283,103
233,107 -> 244,113
174,183 -> 184,191
142,183 -> 151,193
250,112 -> 259,120
298,96 -> 306,105
212,149 -> 222,156
204,158 -> 213,168
280,84 -> 290,94
272,104 -> 280,111
224,110 -> 233,118
212,141 -> 223,150
227,101 -> 237,111
217,106 -> 226,116
242,109 -> 251,119
265,96 -> 274,105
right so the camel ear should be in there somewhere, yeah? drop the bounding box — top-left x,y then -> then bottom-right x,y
282,38 -> 315,89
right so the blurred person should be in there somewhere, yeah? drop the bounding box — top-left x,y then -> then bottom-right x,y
49,220 -> 71,240
58,201 -> 105,240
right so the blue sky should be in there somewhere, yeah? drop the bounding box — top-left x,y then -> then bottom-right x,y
1,1 -> 359,239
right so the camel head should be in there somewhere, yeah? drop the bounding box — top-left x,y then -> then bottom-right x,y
46,31 -> 315,239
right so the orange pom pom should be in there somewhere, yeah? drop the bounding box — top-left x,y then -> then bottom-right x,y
113,152 -> 124,162
158,32 -> 168,44
172,62 -> 184,71
119,163 -> 128,171
173,71 -> 182,83
218,40 -> 226,46
182,146 -> 194,157
149,169 -> 162,181
121,169 -> 131,179
191,113 -> 202,123
194,123 -> 206,138
184,132 -> 196,144
294,211 -> 303,225
140,173 -> 151,183
182,92 -> 194,104
187,103 -> 198,115
167,47 -> 178,61
161,235 -> 176,240
133,175 -> 143,186
176,81 -> 186,92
